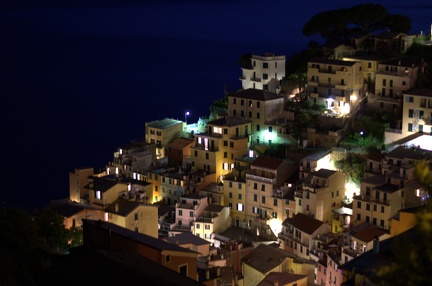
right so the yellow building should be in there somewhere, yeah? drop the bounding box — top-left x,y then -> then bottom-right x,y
295,169 -> 346,224
245,156 -> 297,236
402,87 -> 432,135
228,89 -> 285,138
193,204 -> 231,241
307,57 -> 363,116
191,115 -> 251,180
390,205 -> 423,237
242,243 -> 315,286
104,198 -> 159,238
87,175 -> 129,208
145,118 -> 184,160
223,171 -> 247,227
69,167 -> 94,203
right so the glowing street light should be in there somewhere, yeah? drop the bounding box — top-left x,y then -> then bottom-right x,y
185,111 -> 190,124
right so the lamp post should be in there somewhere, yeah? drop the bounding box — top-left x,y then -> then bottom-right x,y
185,111 -> 190,124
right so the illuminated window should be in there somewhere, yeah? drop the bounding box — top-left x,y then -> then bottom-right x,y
96,190 -> 101,199
237,203 -> 244,211
214,127 -> 222,134
223,163 -> 229,170
104,212 -> 108,221
198,137 -> 202,144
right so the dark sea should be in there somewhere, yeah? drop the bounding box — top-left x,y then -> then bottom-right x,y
1,0 -> 431,209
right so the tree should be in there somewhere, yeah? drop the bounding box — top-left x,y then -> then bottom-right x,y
34,208 -> 69,253
302,4 -> 412,41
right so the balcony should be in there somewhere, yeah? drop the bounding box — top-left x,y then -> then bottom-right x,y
251,76 -> 261,82
354,194 -> 390,206
246,173 -> 277,184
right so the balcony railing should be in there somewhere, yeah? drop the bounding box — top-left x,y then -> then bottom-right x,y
246,173 -> 277,184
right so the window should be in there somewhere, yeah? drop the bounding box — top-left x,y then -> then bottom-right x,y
409,109 -> 414,118
263,62 -> 268,68
229,192 -> 232,198
223,141 -> 228,146
178,210 -> 182,216
230,142 -> 234,148
368,62 -> 371,68
257,102 -> 260,108
381,206 -> 385,213
190,211 -> 193,217
241,99 -> 244,106
406,96 -> 414,103
261,196 -> 266,204
134,213 -> 138,220
223,128 -> 228,134
237,203 -> 244,211
238,183 -> 242,189
254,194 -> 257,202
380,219 -> 385,227
95,190 -> 101,199
165,255 -> 171,263
206,153 -> 209,160
257,112 -> 260,119
224,152 -> 227,158
268,126 -> 272,132
254,183 -> 258,190
238,194 -> 242,200
374,204 -> 377,211
272,212 -> 277,219
194,150 -> 198,157
274,199 -> 278,206
408,123 -> 413,132
256,125 -> 260,131
263,74 -> 268,80
233,98 -> 236,104
205,224 -> 210,230
357,214 -> 361,221
196,224 -> 200,229
357,201 -> 361,209
366,204 -> 370,211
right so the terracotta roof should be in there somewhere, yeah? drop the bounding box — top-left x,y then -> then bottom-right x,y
251,156 -> 285,170
283,213 -> 325,234
205,204 -> 225,213
167,137 -> 194,149
313,168 -> 337,179
242,244 -> 295,273
207,115 -> 250,127
352,227 -> 388,243
229,88 -> 281,101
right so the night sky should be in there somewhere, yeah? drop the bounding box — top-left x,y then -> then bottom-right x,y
1,0 -> 431,209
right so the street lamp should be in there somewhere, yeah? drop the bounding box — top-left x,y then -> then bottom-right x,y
185,111 -> 190,124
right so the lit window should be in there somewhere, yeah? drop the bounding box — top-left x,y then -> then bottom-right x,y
214,127 -> 222,134
237,203 -> 244,211
96,190 -> 101,199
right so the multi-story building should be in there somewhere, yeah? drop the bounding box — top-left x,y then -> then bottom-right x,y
170,193 -> 209,236
145,118 -> 184,160
279,213 -> 331,260
373,59 -> 420,127
240,53 -> 286,93
160,167 -> 186,206
341,222 -> 390,263
166,137 -> 194,168
191,115 -> 251,179
223,172 -> 247,227
341,54 -> 386,93
245,156 -> 297,230
307,58 -> 363,116
402,87 -> 432,135
109,139 -> 156,178
332,206 -> 353,234
104,198 -> 159,238
69,167 -> 94,203
200,181 -> 224,206
295,169 -> 346,224
193,204 -> 231,240
228,89 -> 285,138
87,175 -> 129,208
298,149 -> 332,180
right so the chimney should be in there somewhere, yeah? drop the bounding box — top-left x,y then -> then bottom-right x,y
373,236 -> 379,254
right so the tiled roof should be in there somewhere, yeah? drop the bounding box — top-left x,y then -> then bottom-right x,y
167,137 -> 194,149
164,232 -> 210,246
386,145 -> 432,160
104,198 -> 151,216
251,156 -> 284,170
309,57 -> 357,67
362,174 -> 386,185
83,219 -> 197,254
85,177 -> 119,193
229,88 -> 281,101
282,213 -> 325,234
207,115 -> 250,127
352,227 -> 388,243
242,244 -> 295,273
44,199 -> 95,217
313,168 -> 337,179
205,204 -> 225,213
404,87 -> 432,97
375,183 -> 401,194
146,118 -> 182,130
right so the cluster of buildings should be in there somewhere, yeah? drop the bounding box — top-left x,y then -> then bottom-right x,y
46,29 -> 432,285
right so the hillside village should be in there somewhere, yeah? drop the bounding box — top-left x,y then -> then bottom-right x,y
32,26 -> 432,286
